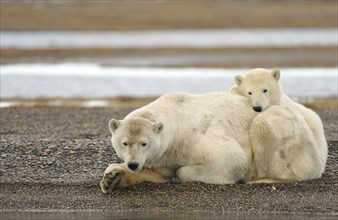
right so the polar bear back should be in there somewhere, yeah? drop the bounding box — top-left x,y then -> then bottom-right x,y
127,92 -> 256,147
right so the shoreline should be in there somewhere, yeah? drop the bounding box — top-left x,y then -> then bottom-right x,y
1,96 -> 337,109
2,46 -> 337,67
1,210 -> 336,220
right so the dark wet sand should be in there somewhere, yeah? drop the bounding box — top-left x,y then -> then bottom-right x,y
2,47 -> 337,68
0,107 -> 337,215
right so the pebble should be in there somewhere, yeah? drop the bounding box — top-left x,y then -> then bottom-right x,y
47,159 -> 55,165
0,107 -> 336,214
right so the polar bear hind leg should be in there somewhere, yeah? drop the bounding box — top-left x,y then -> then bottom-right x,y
176,136 -> 248,184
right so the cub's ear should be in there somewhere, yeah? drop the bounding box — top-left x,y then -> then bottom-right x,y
271,69 -> 280,81
153,122 -> 164,134
108,119 -> 120,133
234,75 -> 244,86
230,86 -> 241,95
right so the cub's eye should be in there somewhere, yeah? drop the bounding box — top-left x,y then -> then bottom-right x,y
248,92 -> 252,95
141,143 -> 148,147
263,89 -> 268,93
123,142 -> 128,146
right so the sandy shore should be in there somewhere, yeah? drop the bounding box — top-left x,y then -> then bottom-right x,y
2,47 -> 337,68
0,107 -> 337,215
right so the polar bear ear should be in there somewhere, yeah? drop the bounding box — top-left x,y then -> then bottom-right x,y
108,119 -> 120,133
271,69 -> 281,81
153,122 -> 164,134
234,75 -> 244,86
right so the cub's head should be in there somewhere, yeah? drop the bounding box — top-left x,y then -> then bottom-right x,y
232,68 -> 282,112
108,117 -> 164,172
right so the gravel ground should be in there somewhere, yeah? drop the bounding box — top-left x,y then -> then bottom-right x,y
0,107 -> 337,215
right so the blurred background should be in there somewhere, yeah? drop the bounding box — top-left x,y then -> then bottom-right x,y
0,0 -> 337,108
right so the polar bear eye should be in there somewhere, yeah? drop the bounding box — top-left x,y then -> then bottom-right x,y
263,89 -> 268,93
248,92 -> 252,95
123,142 -> 128,146
141,143 -> 148,147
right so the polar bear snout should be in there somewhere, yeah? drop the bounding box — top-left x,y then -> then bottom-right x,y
253,106 -> 263,112
127,161 -> 140,171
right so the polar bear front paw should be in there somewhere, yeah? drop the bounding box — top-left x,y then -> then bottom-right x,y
100,165 -> 126,193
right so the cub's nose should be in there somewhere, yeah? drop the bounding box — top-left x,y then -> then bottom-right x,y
127,162 -> 139,171
253,106 -> 262,112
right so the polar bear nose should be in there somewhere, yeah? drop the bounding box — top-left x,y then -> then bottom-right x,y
253,106 -> 262,112
127,162 -> 139,171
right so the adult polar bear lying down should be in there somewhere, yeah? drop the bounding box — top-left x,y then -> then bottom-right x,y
100,91 -> 323,193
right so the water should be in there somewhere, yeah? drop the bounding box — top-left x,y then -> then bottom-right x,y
1,210 -> 337,220
1,28 -> 337,49
1,64 -> 337,100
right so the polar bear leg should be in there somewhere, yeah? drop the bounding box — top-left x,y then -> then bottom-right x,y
176,165 -> 237,184
176,137 -> 248,184
100,163 -> 174,193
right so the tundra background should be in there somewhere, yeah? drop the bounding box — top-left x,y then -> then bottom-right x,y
1,1 -> 337,67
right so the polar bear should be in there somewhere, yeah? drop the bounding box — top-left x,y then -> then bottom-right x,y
230,68 -> 328,180
100,91 -> 324,193
100,92 -> 259,193
249,105 -> 323,182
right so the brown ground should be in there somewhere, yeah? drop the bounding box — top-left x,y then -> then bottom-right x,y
1,96 -> 338,109
2,47 -> 337,67
0,107 -> 337,216
1,1 -> 337,30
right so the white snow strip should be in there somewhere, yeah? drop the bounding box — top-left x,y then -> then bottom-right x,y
1,64 -> 337,98
1,28 -> 337,49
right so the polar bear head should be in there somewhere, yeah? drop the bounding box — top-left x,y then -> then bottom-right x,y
108,118 -> 164,172
232,68 -> 282,112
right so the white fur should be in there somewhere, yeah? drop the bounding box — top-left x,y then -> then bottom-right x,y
100,85 -> 327,192
231,68 -> 328,181
106,92 -> 258,186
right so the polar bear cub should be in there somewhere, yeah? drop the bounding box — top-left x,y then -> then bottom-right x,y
231,68 -> 282,113
231,68 -> 328,179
